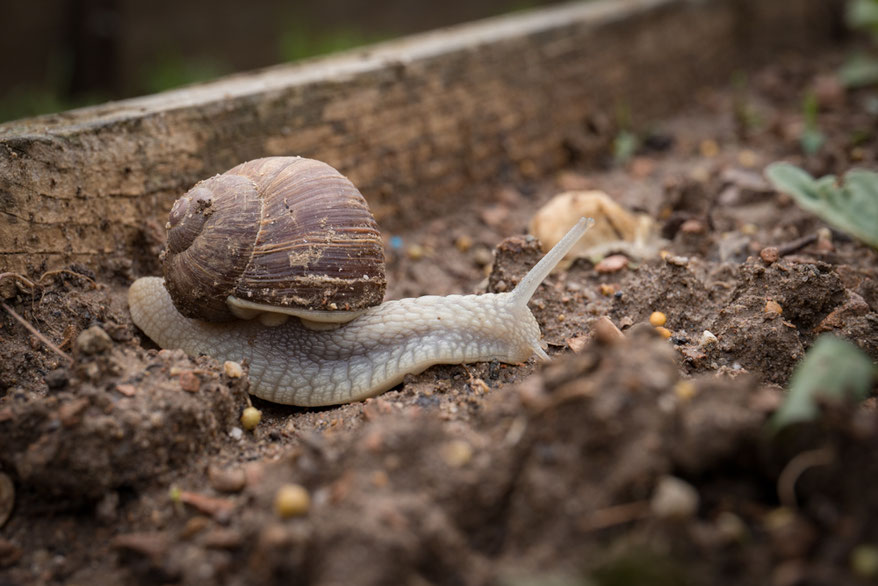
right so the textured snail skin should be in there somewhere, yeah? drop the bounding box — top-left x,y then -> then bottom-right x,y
129,218 -> 594,406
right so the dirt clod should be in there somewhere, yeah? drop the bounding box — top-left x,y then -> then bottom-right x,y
75,325 -> 113,355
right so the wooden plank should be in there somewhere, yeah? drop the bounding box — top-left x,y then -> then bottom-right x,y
0,0 -> 842,275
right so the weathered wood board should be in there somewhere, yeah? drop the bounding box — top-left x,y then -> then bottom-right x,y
0,0 -> 843,275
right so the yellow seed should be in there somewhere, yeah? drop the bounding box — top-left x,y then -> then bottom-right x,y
440,440 -> 474,468
240,407 -> 262,431
599,283 -> 617,296
674,380 -> 697,401
764,300 -> 783,315
649,311 -> 667,327
455,235 -> 473,252
406,244 -> 425,260
655,326 -> 672,339
699,139 -> 720,158
737,149 -> 758,168
274,484 -> 310,518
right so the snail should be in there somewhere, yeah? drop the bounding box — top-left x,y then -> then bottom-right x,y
128,156 -> 594,406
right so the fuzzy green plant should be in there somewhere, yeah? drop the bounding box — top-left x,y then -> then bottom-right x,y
765,162 -> 878,248
771,335 -> 875,431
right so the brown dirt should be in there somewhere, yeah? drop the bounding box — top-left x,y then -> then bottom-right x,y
2,50 -> 878,585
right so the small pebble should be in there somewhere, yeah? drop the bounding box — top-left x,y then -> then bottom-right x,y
229,427 -> 244,440
75,325 -> 112,355
178,371 -> 201,393
664,254 -> 690,267
699,330 -> 718,346
599,283 -> 617,296
764,300 -> 783,315
650,475 -> 699,520
223,361 -> 244,378
240,407 -> 262,431
655,326 -> 672,339
594,254 -> 629,273
715,511 -> 749,543
274,484 -> 310,518
440,440 -> 474,468
115,383 -> 136,397
208,466 -> 247,493
680,219 -> 705,234
44,368 -> 69,390
760,246 -> 779,264
472,246 -> 494,267
649,311 -> 667,327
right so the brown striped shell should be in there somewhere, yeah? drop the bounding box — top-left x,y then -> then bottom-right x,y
161,157 -> 386,323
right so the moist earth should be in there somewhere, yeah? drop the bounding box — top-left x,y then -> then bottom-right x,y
1,50 -> 878,585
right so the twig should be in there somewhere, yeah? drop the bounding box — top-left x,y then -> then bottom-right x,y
579,500 -> 650,532
777,446 -> 834,509
0,272 -> 36,289
777,233 -> 818,257
1,302 -> 73,365
37,269 -> 98,289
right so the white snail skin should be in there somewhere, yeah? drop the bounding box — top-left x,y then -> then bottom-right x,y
129,218 -> 594,406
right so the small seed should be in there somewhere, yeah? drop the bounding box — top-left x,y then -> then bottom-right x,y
274,484 -> 310,518
649,311 -> 667,327
655,326 -> 672,339
764,300 -> 783,315
674,380 -> 696,401
240,407 -> 262,431
440,440 -> 474,468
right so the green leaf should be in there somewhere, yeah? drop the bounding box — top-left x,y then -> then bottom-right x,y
613,130 -> 638,164
846,0 -> 878,38
771,335 -> 875,431
765,162 -> 878,248
839,54 -> 878,88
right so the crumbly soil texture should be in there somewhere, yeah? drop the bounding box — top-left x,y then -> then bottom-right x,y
2,51 -> 878,586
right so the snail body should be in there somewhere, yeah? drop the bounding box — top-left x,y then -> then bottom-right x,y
128,157 -> 594,406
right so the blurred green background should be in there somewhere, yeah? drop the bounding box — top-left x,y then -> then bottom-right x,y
0,0 -> 560,123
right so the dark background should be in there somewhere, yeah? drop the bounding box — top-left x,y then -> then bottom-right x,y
0,0 -> 561,122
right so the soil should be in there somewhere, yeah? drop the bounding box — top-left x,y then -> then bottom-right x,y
2,49 -> 878,586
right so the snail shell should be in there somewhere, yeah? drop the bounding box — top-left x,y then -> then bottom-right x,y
161,157 -> 386,324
